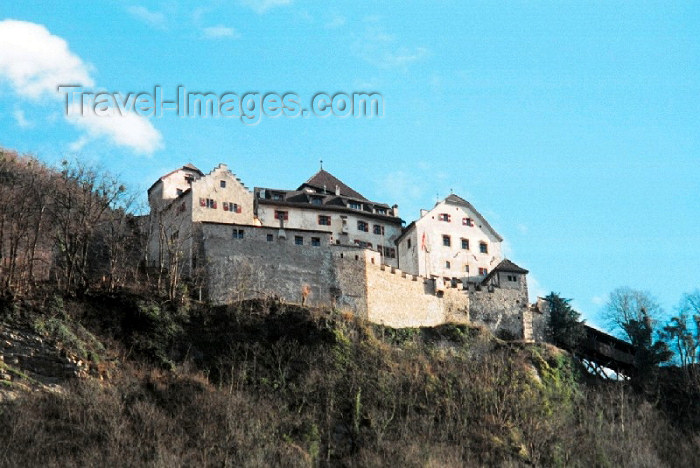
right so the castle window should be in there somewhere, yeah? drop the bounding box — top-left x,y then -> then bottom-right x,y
407,239 -> 411,249
220,180 -> 226,188
479,242 -> 488,254
373,224 -> 384,235
461,238 -> 469,250
445,261 -> 451,269
318,215 -> 331,226
479,267 -> 487,276
272,192 -> 283,200
376,208 -> 387,215
462,217 -> 473,226
232,229 -> 244,239
266,234 -> 274,242
357,221 -> 369,232
223,202 -> 241,213
349,201 -> 361,210
464,265 -> 470,273
205,198 -> 216,209
386,247 -> 396,258
311,237 -> 321,246
507,274 -> 517,281
442,235 -> 451,247
438,213 -> 451,222
295,236 -> 303,245
274,210 -> 289,221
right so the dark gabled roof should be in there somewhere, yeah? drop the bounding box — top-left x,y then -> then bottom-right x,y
492,259 -> 529,274
443,194 -> 503,242
481,259 -> 529,285
299,169 -> 367,200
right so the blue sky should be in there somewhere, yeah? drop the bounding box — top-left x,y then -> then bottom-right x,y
0,1 -> 698,329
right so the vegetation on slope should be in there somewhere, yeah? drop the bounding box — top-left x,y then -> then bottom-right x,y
1,294 -> 698,467
0,148 -> 698,466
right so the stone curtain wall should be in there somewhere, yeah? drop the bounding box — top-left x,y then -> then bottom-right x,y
467,279 -> 530,340
200,221 -> 536,340
202,223 -> 335,307
363,265 -> 469,328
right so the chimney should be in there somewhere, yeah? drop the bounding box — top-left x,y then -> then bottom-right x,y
335,185 -> 340,196
392,204 -> 399,217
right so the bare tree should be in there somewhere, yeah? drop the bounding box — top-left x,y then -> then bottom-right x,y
49,160 -> 128,292
662,290 -> 700,368
602,287 -> 664,340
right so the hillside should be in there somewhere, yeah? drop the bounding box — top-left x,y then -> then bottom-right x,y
1,292 -> 698,467
0,150 -> 698,466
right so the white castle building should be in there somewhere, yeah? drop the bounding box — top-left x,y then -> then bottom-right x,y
146,163 -> 545,339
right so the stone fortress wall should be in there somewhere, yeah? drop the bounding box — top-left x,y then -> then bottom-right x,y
200,222 -> 538,338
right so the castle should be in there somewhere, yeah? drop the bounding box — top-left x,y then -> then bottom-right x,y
147,163 -> 547,341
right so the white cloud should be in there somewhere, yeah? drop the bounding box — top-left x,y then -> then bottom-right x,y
239,0 -> 292,14
127,5 -> 167,29
0,19 -> 163,156
202,25 -> 240,39
66,103 -> 163,156
517,223 -> 529,235
13,108 -> 33,128
352,24 -> 428,69
0,20 -> 94,98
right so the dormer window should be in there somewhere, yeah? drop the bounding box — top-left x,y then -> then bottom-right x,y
376,208 -> 387,215
349,201 -> 361,210
272,193 -> 283,200
311,197 -> 322,206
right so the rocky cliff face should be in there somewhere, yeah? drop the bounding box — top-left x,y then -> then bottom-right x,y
0,320 -> 98,402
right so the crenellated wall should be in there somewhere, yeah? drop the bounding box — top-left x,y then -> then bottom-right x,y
466,278 -> 529,340
199,221 -> 537,340
363,264 -> 469,327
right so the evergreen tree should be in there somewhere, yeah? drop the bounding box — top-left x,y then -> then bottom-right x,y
624,308 -> 673,392
546,292 -> 586,350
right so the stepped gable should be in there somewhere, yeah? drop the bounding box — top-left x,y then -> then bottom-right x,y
299,169 -> 367,201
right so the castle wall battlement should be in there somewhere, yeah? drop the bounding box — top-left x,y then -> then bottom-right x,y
197,221 -> 538,338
